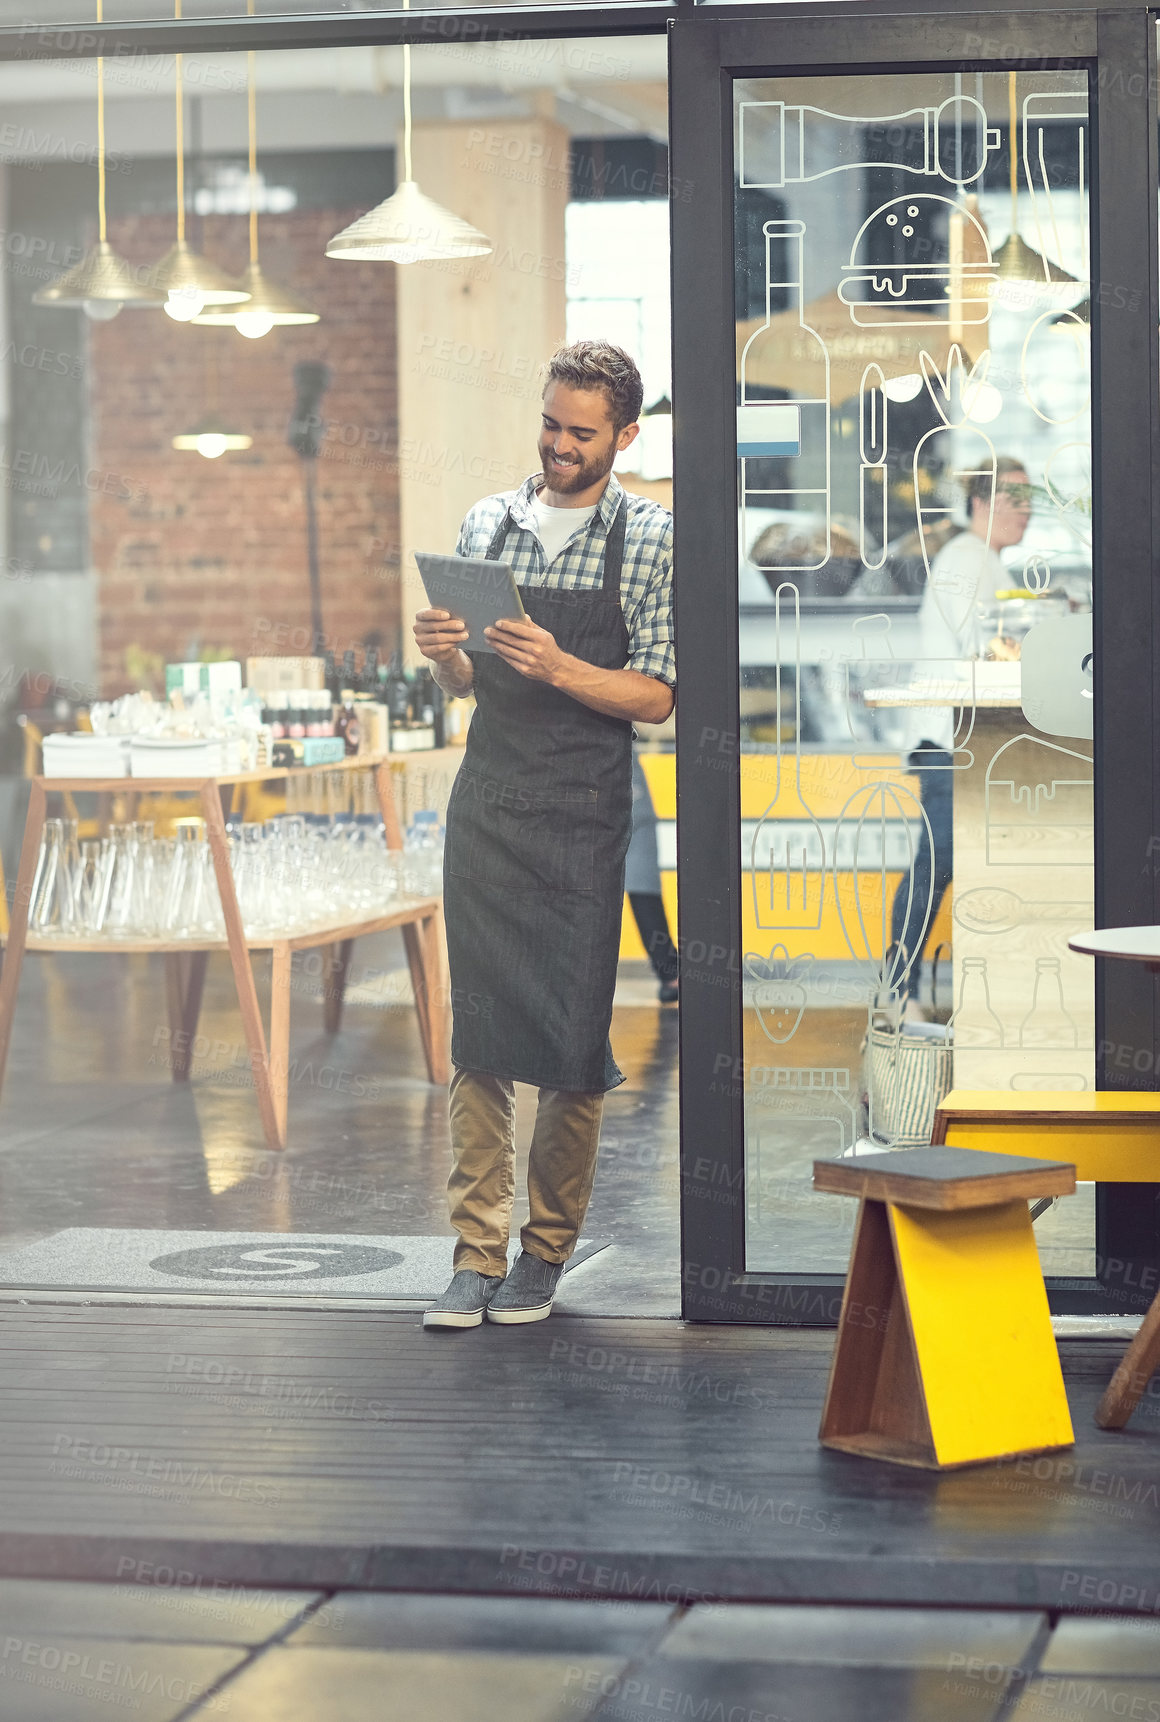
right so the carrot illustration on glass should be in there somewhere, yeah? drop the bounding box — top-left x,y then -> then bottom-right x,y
913,344 -> 997,642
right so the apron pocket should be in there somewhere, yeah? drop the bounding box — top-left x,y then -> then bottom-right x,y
448,772 -> 599,893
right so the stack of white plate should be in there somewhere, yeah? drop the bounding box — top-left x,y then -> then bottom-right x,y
42,734 -> 133,778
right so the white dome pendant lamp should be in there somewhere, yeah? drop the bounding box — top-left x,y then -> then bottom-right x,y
325,0 -> 492,265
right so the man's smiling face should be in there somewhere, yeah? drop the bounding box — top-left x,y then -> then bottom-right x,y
538,381 -> 626,499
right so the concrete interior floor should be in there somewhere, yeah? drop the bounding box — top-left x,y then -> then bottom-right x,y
0,936 -> 1097,1307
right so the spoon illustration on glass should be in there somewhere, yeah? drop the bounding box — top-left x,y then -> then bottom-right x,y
953,886 -> 1090,936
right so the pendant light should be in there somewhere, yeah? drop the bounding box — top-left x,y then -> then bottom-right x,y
33,0 -> 166,317
991,72 -> 1078,300
149,0 -> 250,321
194,18 -> 319,336
172,331 -> 252,457
325,0 -> 492,264
172,417 -> 253,458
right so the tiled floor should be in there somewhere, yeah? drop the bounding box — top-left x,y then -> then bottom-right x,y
6,1584 -> 1160,1721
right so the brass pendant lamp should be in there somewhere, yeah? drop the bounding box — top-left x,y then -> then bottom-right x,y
992,72 -> 1078,296
172,332 -> 252,457
33,0 -> 166,317
194,21 -> 319,336
149,0 -> 250,322
325,0 -> 492,264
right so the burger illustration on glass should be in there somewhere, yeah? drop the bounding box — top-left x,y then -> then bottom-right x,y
838,193 -> 997,328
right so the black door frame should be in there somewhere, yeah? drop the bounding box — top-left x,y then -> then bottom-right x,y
671,4 -> 1160,1321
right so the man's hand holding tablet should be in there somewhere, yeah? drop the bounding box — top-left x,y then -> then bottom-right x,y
413,606 -> 469,666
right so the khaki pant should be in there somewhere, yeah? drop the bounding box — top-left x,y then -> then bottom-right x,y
447,1066 -> 604,1277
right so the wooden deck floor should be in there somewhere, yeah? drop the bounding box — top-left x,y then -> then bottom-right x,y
0,1305 -> 1157,1613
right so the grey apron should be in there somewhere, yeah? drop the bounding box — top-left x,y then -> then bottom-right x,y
443,495 -> 633,1092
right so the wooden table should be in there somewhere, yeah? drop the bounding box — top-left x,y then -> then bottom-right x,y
1069,926 -> 1160,963
0,755 -> 450,1150
1066,926 -> 1160,1430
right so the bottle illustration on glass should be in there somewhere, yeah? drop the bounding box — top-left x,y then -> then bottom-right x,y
1019,957 -> 1079,1049
738,218 -> 830,573
950,956 -> 1005,1048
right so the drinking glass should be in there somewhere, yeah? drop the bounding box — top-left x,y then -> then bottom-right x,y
30,818 -> 77,936
75,839 -> 109,935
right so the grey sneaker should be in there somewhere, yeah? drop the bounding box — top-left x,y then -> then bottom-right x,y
423,1269 -> 505,1330
485,1250 -> 566,1325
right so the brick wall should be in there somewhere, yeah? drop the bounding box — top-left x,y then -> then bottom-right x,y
90,207 -> 400,695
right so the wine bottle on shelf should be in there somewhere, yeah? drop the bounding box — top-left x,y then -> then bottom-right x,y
323,651 -> 338,702
362,646 -> 379,696
386,652 -> 412,726
341,649 -> 357,695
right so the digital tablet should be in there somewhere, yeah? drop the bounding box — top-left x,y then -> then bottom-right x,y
414,550 -> 526,655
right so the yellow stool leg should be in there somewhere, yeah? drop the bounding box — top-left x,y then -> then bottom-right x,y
890,1199 -> 1074,1468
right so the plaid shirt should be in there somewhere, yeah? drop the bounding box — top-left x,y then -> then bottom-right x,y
455,472 -> 675,687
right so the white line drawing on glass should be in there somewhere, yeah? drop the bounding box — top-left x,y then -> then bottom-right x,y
748,1069 -> 859,1218
744,945 -> 814,1045
984,733 -> 1093,867
842,650 -> 978,774
839,610 -> 977,775
738,97 -> 1000,189
1022,555 -> 1052,593
914,346 -> 998,643
840,196 -> 996,328
1020,613 -> 1093,740
739,219 -> 831,572
1021,92 -> 1088,287
953,886 -> 1092,936
1011,1071 -> 1088,1092
750,582 -> 827,931
1019,956 -> 1079,1049
831,779 -> 932,1002
859,363 -> 889,569
1042,441 -> 1092,554
950,955 -> 1005,1048
1020,308 -> 1089,427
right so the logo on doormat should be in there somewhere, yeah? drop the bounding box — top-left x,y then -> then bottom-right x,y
149,1242 -> 405,1281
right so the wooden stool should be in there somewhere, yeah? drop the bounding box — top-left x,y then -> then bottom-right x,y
1095,1306 -> 1160,1430
814,1145 -> 1076,1469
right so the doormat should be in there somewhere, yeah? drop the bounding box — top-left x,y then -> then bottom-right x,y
0,1231 -> 607,1304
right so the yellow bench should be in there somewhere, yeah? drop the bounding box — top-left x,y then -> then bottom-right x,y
933,1090 -> 1160,1182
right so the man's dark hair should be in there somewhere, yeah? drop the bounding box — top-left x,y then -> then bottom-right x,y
543,341 -> 644,433
965,456 -> 1026,516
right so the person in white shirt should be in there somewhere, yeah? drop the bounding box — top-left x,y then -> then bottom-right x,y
890,459 -> 1032,1008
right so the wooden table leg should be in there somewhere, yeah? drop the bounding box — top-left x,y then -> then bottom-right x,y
163,950 -> 208,1082
423,907 -> 450,1084
0,779 -> 46,1098
1095,1294 -> 1160,1429
322,938 -> 354,1035
269,942 -> 291,1150
373,760 -> 404,851
199,782 -> 284,1150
